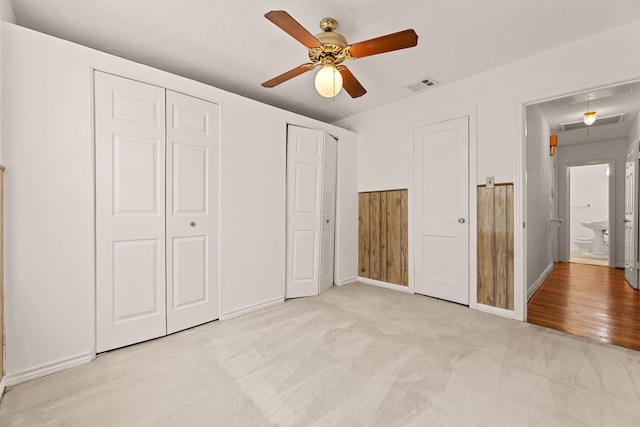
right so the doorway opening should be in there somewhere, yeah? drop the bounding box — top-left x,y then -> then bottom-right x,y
521,79 -> 640,351
565,162 -> 611,267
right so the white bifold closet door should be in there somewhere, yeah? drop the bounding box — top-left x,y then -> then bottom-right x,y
320,136 -> 337,294
95,72 -> 219,352
286,125 -> 337,299
165,91 -> 219,334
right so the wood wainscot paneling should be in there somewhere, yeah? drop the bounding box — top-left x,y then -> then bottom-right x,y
477,183 -> 514,310
358,189 -> 408,286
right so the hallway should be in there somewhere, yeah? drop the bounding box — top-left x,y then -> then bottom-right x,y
527,263 -> 640,351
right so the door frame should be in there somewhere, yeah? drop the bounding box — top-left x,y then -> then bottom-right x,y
409,107 -> 478,309
625,149 -> 640,289
515,70 -> 640,322
559,160 -> 616,267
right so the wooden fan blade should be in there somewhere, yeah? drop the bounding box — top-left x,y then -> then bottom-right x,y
337,66 -> 367,98
348,29 -> 418,58
262,63 -> 314,88
265,10 -> 322,49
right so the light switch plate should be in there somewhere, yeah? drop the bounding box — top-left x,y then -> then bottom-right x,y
486,176 -> 495,188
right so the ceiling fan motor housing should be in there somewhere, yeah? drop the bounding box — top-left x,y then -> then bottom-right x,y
309,18 -> 348,65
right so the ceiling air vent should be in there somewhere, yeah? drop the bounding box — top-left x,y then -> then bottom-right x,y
561,114 -> 625,132
407,77 -> 438,92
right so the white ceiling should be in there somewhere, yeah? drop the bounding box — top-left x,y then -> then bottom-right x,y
536,80 -> 640,146
8,0 -> 640,123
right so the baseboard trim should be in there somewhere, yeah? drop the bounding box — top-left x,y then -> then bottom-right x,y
221,297 -> 284,321
358,277 -> 413,293
6,352 -> 94,387
0,375 -> 6,400
527,262 -> 554,300
336,276 -> 358,286
477,303 -> 515,320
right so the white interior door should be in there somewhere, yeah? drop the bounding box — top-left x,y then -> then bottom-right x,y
624,160 -> 638,289
414,117 -> 469,305
165,91 -> 220,334
95,72 -> 167,352
286,126 -> 324,298
320,135 -> 337,293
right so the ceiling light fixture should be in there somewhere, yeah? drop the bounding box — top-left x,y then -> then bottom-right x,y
583,93 -> 597,126
261,11 -> 418,99
315,62 -> 343,98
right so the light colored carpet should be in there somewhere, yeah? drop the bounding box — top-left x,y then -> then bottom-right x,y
1,282 -> 640,426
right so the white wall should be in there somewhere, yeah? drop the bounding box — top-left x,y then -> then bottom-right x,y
337,20 -> 640,311
557,138 -> 627,266
569,164 -> 609,248
1,23 -> 358,383
345,20 -> 640,190
628,111 -> 640,153
526,105 -> 553,292
0,0 -> 9,163
0,5 -> 2,164
0,0 -> 14,24
0,0 -> 4,394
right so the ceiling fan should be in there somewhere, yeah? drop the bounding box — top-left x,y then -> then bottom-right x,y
261,10 -> 419,98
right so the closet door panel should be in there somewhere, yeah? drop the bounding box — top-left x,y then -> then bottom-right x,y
172,236 -> 207,307
166,91 -> 219,334
319,135 -> 337,293
95,72 -> 167,352
286,126 -> 324,298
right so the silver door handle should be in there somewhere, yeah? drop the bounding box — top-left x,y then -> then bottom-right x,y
458,218 -> 466,224
622,219 -> 631,223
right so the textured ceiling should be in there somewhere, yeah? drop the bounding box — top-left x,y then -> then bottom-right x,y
8,0 -> 640,123
536,80 -> 640,146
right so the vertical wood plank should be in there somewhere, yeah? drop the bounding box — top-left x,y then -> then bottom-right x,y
494,186 -> 507,309
386,191 -> 402,284
506,185 -> 515,310
400,190 -> 409,286
358,189 -> 409,286
380,192 -> 388,282
477,187 -> 495,306
358,193 -> 370,277
369,192 -> 381,280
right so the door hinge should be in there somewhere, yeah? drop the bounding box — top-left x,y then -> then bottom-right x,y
523,222 -> 526,229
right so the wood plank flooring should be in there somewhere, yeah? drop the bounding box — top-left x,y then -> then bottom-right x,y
527,262 -> 640,351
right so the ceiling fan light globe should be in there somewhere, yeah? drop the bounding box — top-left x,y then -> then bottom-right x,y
315,65 -> 343,98
583,111 -> 597,126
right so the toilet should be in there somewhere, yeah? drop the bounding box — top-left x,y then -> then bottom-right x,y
574,237 -> 594,254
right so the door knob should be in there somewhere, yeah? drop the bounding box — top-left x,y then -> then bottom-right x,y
326,219 -> 330,223
622,219 -> 631,223
458,218 -> 466,224
190,222 -> 196,227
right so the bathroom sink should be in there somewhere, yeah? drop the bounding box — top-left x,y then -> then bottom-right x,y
581,221 -> 609,259
582,220 -> 608,231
